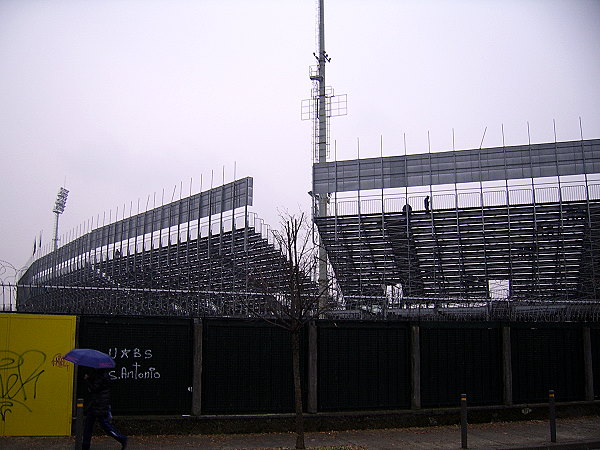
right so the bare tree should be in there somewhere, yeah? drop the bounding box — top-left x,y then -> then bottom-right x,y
247,211 -> 331,449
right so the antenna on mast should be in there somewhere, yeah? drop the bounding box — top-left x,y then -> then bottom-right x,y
302,1 -> 347,164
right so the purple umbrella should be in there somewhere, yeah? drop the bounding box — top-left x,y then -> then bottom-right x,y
63,348 -> 115,369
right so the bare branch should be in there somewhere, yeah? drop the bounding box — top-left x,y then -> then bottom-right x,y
242,210 -> 335,331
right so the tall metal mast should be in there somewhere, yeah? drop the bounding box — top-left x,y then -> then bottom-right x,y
302,0 -> 347,305
316,0 -> 328,302
52,187 -> 69,251
316,0 -> 327,166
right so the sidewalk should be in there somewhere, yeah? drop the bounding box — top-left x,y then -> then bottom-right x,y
1,416 -> 599,449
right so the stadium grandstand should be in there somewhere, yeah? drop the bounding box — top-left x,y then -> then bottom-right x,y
313,138 -> 600,321
16,177 -> 316,316
15,138 -> 600,321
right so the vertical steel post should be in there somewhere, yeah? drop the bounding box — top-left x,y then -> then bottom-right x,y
460,393 -> 468,449
583,327 -> 594,401
477,141 -> 489,297
141,196 -> 150,311
404,134 -> 411,295
120,204 -> 125,262
74,397 -> 84,449
527,122 -> 540,296
502,125 -> 514,297
219,171 -> 225,299
453,130 -> 465,296
502,325 -> 513,406
52,212 -> 60,283
207,173 -> 214,311
427,132 -> 438,295
176,184 -> 183,299
410,325 -> 421,409
553,121 -> 568,298
192,318 -> 203,415
357,141 -> 363,300
197,176 -> 204,315
579,118 -> 596,299
380,136 -> 387,317
549,390 -> 557,443
186,180 -> 193,306
307,320 -> 318,413
53,212 -> 61,252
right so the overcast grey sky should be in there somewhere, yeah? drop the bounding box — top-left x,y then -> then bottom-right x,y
1,0 -> 599,273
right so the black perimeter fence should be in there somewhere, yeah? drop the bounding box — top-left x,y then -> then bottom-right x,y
63,316 -> 600,416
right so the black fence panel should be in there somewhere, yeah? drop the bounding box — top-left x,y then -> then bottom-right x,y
511,324 -> 584,403
77,316 -> 193,415
590,327 -> 600,400
420,323 -> 502,407
201,319 -> 300,414
317,321 -> 410,411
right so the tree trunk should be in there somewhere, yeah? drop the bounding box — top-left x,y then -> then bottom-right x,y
291,328 -> 305,449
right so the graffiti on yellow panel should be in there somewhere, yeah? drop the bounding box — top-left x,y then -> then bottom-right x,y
51,353 -> 69,368
1,313 -> 75,436
0,350 -> 47,422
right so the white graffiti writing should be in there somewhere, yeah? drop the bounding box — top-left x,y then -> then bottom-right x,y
108,363 -> 161,381
107,348 -> 152,360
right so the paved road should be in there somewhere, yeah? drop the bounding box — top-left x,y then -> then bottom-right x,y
1,416 -> 599,449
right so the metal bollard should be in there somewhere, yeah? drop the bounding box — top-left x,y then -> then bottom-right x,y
460,393 -> 468,449
549,390 -> 556,443
74,398 -> 84,450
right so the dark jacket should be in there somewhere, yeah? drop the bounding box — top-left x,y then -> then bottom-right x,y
85,369 -> 111,416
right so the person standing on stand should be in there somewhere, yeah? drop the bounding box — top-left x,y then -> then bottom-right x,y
82,368 -> 128,449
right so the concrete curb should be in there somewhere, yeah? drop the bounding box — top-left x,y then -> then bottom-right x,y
506,441 -> 600,450
101,401 -> 600,436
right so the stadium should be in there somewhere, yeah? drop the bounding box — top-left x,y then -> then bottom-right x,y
11,0 -> 600,323
16,138 -> 600,321
4,1 -> 600,438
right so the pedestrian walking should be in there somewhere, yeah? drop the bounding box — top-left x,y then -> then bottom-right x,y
82,368 -> 128,449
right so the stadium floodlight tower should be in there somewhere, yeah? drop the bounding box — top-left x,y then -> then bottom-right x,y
302,0 -> 347,306
52,187 -> 69,251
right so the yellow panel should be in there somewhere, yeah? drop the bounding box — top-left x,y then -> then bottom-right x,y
0,315 -> 8,437
0,314 -> 76,436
